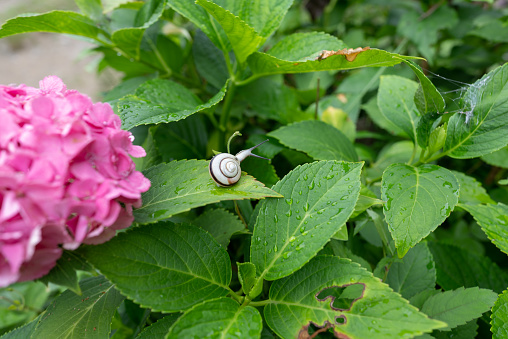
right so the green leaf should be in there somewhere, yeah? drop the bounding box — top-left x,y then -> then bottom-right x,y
248,47 -> 418,77
263,32 -> 346,61
133,160 -> 281,224
421,287 -> 497,330
33,276 -> 125,338
153,114 -> 208,162
196,0 -> 264,64
444,63 -> 508,158
491,289 -> 508,339
409,289 -> 441,310
167,298 -> 262,338
265,256 -> 446,339
222,0 -> 293,38
0,314 -> 42,339
192,30 -> 229,89
241,157 -> 280,188
239,78 -> 303,123
382,164 -> 459,257
167,0 -> 230,51
80,222 -> 232,312
367,141 -> 415,179
118,79 -> 228,130
377,75 -> 420,142
459,203 -> 508,255
0,281 -> 49,333
251,161 -> 363,281
328,240 -> 372,272
428,241 -> 508,293
133,127 -> 161,171
397,6 -> 458,63
434,320 -> 478,339
38,251 -> 93,295
111,0 -> 166,58
0,11 -> 109,44
482,146 -> 508,168
417,111 -> 442,149
237,262 -> 261,297
75,0 -> 103,21
268,120 -> 358,162
384,242 -> 436,299
452,171 -> 495,205
136,315 -> 180,339
402,60 -> 445,115
191,208 -> 245,248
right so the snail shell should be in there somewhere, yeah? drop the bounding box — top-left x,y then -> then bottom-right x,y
209,153 -> 241,187
209,139 -> 269,187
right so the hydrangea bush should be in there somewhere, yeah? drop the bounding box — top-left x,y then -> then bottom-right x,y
0,76 -> 150,286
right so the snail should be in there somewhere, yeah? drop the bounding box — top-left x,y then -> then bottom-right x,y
209,135 -> 269,187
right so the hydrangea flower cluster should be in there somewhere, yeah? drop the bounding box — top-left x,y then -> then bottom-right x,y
0,76 -> 150,287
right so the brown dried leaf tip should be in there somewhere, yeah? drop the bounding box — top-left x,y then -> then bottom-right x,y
317,47 -> 371,62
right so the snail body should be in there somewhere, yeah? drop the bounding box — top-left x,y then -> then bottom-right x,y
209,139 -> 269,187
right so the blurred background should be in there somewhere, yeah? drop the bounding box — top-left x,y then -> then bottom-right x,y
0,0 -> 120,100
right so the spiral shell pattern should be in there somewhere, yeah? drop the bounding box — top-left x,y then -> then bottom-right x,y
209,153 -> 241,187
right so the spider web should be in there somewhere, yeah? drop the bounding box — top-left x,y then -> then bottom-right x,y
424,69 -> 494,124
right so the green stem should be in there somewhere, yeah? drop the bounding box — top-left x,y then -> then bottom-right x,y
407,143 -> 418,165
234,74 -> 261,86
146,37 -> 172,77
228,288 -> 244,303
218,81 -> 237,150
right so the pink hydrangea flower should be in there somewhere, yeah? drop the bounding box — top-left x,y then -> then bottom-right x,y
0,76 -> 151,287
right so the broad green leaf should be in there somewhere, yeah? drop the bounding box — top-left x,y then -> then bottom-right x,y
377,75 -> 420,142
451,171 -> 494,205
134,160 -> 281,224
384,242 -> 436,299
111,0 -> 166,58
103,0 -> 132,12
491,289 -> 508,339
382,164 -> 459,257
166,0 -> 230,51
241,156 -> 280,188
192,30 -> 229,89
265,256 -> 445,339
482,146 -> 508,168
444,63 -> 508,158
469,18 -> 508,43
459,203 -> 508,255
0,314 -> 42,339
136,315 -> 180,339
38,251 -> 93,295
366,141 -> 415,179
428,241 -> 508,293
421,287 -> 497,330
0,11 -> 109,44
268,120 -> 358,161
219,0 -> 293,38
263,31 -> 346,61
118,79 -> 228,130
409,289 -> 441,310
80,222 -> 232,312
153,114 -> 208,162
167,298 -> 262,338
248,47 -> 418,77
397,6 -> 458,63
239,78 -> 303,123
251,161 -> 363,281
0,281 -> 48,333
191,208 -> 245,248
33,276 -> 125,338
328,240 -> 372,272
133,126 -> 161,172
350,188 -> 383,219
75,0 -> 103,21
196,0 -> 264,64
434,320 -> 478,339
417,111 -> 442,149
402,60 -> 445,115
